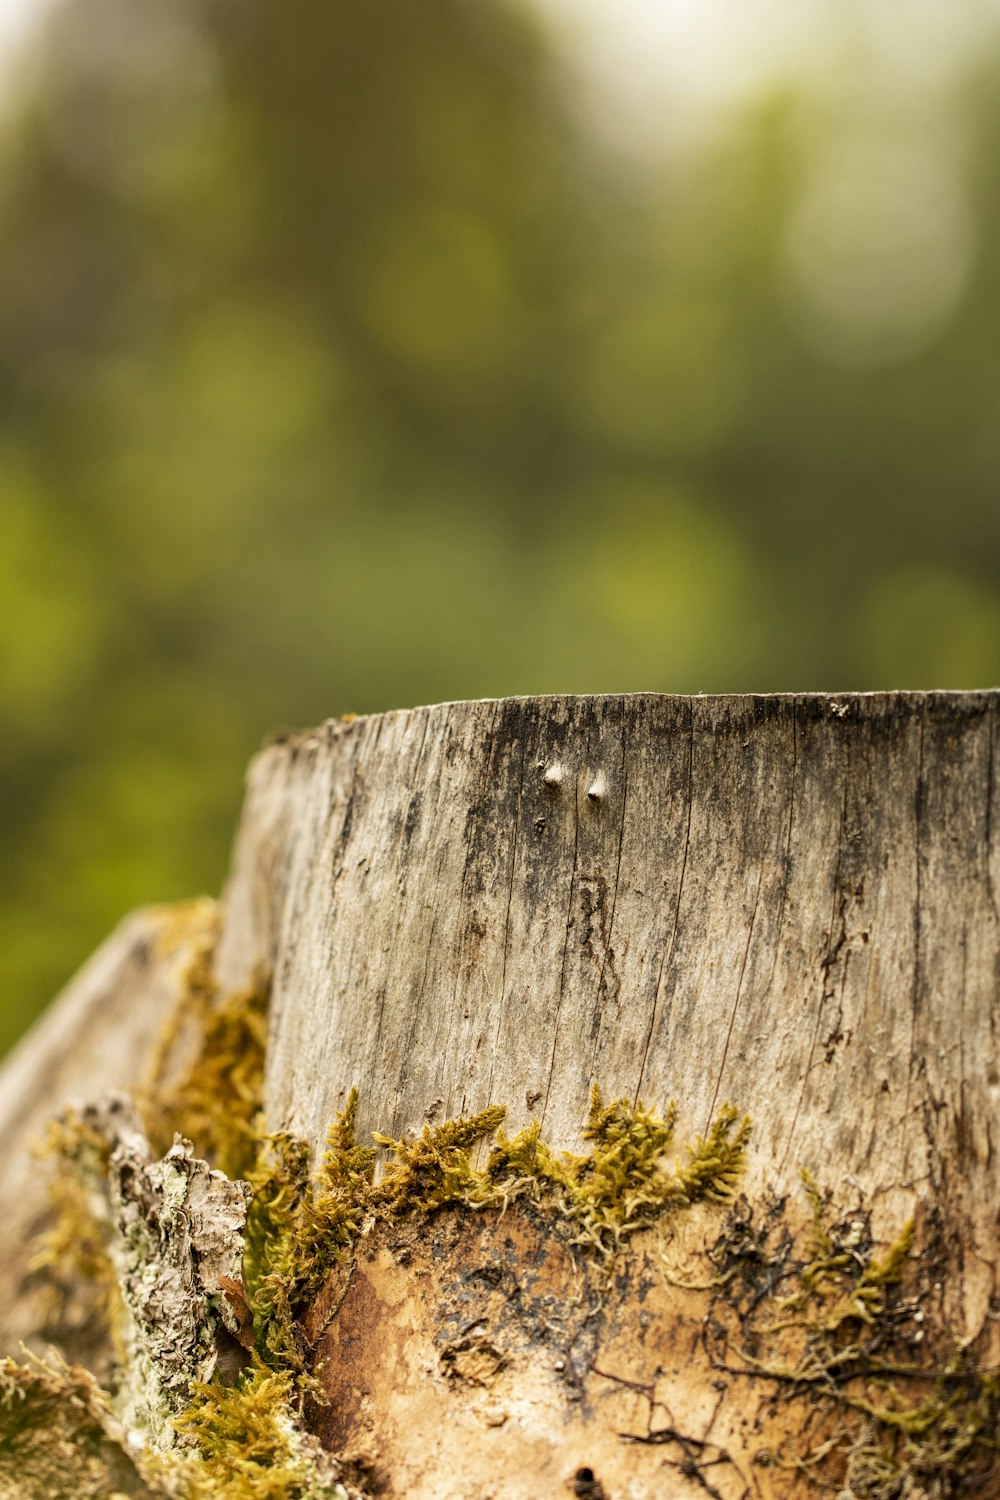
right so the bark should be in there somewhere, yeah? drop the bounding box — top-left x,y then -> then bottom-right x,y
2,693 -> 999,1500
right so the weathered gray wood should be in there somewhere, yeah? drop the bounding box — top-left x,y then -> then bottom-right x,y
216,692 -> 1000,1342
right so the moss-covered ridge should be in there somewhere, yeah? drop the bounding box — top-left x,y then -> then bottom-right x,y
243,1085 -> 750,1371
207,1085 -> 1000,1500
23,1079 -> 1000,1500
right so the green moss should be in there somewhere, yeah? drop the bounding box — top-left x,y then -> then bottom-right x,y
171,1359 -> 347,1500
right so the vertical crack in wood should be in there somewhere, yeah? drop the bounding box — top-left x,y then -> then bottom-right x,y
958,920 -> 968,1165
451,698 -> 501,1123
706,862 -> 763,1135
779,742 -> 850,1174
312,722 -> 364,1098
368,707 -> 434,1138
541,716 -> 584,1129
483,717 -> 525,1115
587,701 -> 629,1088
902,703 -> 927,1171
634,699 -> 694,1105
761,698 -> 797,1007
986,694 -> 997,921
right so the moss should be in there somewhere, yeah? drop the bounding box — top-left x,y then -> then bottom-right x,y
670,1102 -> 750,1204
234,1086 -> 996,1496
30,1108 -> 124,1367
142,922 -> 269,1182
242,1097 -> 377,1374
0,1354 -> 163,1499
171,1360 -> 348,1500
367,1085 -> 749,1241
238,1086 -> 749,1381
470,1087 -> 749,1249
373,1102 -> 508,1214
27,945 -> 998,1500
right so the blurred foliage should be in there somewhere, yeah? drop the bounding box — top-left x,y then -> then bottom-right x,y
1,0 -> 999,1049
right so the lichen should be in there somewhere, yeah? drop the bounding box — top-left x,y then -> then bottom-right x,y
28,910 -> 262,1373
107,1123 -> 252,1450
30,1105 -> 123,1366
34,1095 -> 252,1459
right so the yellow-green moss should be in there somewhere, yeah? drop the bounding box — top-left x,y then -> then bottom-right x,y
369,1085 -> 749,1249
243,1101 -> 375,1373
171,1360 -> 347,1500
0,1354 -> 162,1498
142,927 -> 269,1181
239,1085 -> 749,1380
370,1085 -> 743,1226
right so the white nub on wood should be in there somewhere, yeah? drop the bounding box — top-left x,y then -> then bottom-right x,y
585,770 -> 607,802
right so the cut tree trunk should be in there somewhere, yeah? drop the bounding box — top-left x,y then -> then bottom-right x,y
2,693 -> 999,1500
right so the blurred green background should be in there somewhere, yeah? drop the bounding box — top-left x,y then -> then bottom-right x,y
2,0 -> 999,1050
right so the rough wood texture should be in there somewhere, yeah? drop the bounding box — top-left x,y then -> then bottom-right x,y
218,693 -> 999,1322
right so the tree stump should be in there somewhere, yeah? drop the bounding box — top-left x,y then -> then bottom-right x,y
2,693 -> 998,1499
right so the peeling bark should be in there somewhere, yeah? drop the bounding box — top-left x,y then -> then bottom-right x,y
72,1095 -> 251,1450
